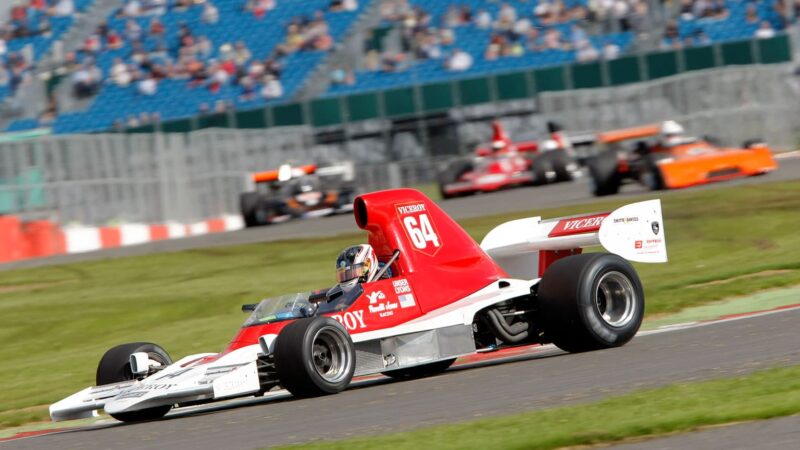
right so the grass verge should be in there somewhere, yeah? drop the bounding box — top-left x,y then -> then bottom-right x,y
1,180 -> 799,427
280,364 -> 800,450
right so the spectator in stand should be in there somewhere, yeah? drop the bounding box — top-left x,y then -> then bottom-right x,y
660,20 -> 681,49
745,4 -> 759,25
603,41 -> 620,59
0,38 -> 6,58
495,2 -> 517,31
137,74 -> 157,95
445,48 -> 472,71
261,74 -> 283,98
110,58 -> 132,86
755,21 -> 776,39
543,27 -> 564,50
202,2 -> 219,24
330,67 -> 354,85
51,0 -> 75,17
246,0 -> 276,19
330,0 -> 358,12
0,62 -> 9,87
121,0 -> 142,17
576,39 -> 599,62
474,8 -> 491,28
72,60 -> 101,98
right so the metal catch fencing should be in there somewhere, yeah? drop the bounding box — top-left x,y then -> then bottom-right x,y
1,64 -> 798,226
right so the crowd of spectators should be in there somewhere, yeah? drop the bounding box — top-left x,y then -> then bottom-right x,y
61,0 -> 353,121
0,1 -> 78,95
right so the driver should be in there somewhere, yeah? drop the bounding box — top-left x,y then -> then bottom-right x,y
335,244 -> 379,288
659,120 -> 686,147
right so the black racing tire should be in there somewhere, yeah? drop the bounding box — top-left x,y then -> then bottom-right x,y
438,160 -> 474,199
548,151 -> 577,183
381,358 -> 456,380
741,138 -> 764,149
240,192 -> 261,227
96,342 -> 173,423
274,317 -> 356,398
530,153 -> 556,186
538,253 -> 644,353
587,150 -> 620,196
641,154 -> 667,191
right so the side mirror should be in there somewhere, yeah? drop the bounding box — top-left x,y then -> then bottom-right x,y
241,303 -> 257,312
130,352 -> 150,376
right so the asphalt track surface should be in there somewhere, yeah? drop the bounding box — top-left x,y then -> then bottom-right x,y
611,415 -> 800,450
2,156 -> 800,271
4,307 -> 800,450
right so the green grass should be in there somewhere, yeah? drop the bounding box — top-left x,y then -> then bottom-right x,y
280,364 -> 800,450
1,180 -> 799,427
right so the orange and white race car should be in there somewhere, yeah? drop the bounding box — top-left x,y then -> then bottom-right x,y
586,121 -> 778,196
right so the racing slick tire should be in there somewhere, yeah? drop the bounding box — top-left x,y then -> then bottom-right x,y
538,253 -> 644,353
530,154 -> 557,186
240,192 -> 261,227
438,160 -> 474,199
549,151 -> 578,183
587,150 -> 620,196
274,317 -> 356,398
96,342 -> 173,422
381,358 -> 456,380
641,154 -> 667,191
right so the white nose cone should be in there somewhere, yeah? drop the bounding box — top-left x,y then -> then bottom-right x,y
599,199 -> 667,263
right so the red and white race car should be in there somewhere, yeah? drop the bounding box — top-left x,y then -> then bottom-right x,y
50,189 -> 666,423
438,122 -> 581,199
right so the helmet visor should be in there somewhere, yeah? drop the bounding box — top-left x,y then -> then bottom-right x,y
336,262 -> 367,283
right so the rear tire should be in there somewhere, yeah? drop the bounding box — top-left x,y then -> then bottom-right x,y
548,151 -> 577,182
382,358 -> 456,380
274,317 -> 356,398
530,153 -> 556,186
240,192 -> 261,227
641,154 -> 667,191
96,342 -> 173,422
538,253 -> 644,353
587,150 -> 620,196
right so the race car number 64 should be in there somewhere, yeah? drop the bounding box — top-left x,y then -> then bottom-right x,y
403,214 -> 440,249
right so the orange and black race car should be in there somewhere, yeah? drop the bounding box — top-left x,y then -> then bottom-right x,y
239,163 -> 357,226
586,121 -> 778,196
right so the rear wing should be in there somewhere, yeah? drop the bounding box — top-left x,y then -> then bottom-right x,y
480,200 -> 666,279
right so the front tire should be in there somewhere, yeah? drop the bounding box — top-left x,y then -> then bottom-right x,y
240,192 -> 261,227
530,154 -> 556,186
96,342 -> 173,422
274,317 -> 356,398
538,253 -> 644,353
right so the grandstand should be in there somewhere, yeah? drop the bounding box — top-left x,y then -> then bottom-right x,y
0,0 -> 796,134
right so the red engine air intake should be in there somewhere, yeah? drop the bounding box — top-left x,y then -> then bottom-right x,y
354,189 -> 507,313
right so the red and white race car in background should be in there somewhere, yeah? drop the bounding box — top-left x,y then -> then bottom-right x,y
51,189 -> 666,423
438,121 -> 581,199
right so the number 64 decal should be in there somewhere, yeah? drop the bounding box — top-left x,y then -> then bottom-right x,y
403,214 -> 440,250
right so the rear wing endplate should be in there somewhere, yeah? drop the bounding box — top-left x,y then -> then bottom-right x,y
480,200 -> 667,278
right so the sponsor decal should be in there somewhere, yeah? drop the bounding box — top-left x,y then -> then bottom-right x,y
613,216 -> 639,224
398,294 -> 416,308
367,290 -> 398,316
396,203 -> 426,215
635,240 -> 642,249
396,202 -> 442,256
115,391 -> 147,400
548,213 -> 609,237
651,221 -> 660,235
331,311 -> 366,331
392,279 -> 412,295
155,368 -> 192,380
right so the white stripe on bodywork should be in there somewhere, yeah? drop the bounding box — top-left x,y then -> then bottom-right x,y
350,278 -> 536,343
